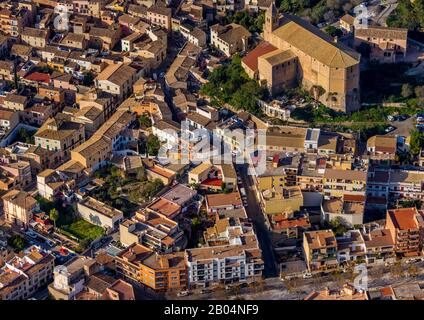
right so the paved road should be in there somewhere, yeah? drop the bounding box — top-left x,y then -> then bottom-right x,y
386,116 -> 415,137
169,260 -> 424,300
238,164 -> 278,278
374,2 -> 398,26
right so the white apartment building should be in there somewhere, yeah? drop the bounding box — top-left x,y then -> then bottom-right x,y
367,169 -> 424,204
180,24 -> 207,48
258,99 -> 292,121
185,235 -> 263,286
388,170 -> 424,200
48,256 -> 97,300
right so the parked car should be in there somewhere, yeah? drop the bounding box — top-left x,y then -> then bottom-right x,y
26,231 -> 37,239
385,126 -> 395,133
92,242 -> 101,250
240,188 -> 247,197
45,240 -> 55,248
177,291 -> 190,297
200,289 -> 211,294
303,273 -> 313,279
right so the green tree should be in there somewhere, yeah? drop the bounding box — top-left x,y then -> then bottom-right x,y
78,238 -> 91,252
409,129 -> 424,156
147,135 -> 161,156
200,54 -> 264,115
15,128 -> 34,144
83,72 -> 95,86
138,112 -> 152,128
324,25 -> 343,38
49,208 -> 60,228
8,235 -> 28,252
225,10 -> 265,33
387,0 -> 424,30
329,217 -> 348,236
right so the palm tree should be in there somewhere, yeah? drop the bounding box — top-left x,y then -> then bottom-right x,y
49,208 -> 59,229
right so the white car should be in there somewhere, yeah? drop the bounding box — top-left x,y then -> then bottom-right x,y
177,291 -> 189,297
303,273 -> 313,279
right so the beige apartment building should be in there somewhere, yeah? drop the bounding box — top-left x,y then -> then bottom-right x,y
339,14 -> 355,34
146,5 -> 172,31
115,244 -> 188,291
0,7 -> 30,37
2,189 -> 37,228
70,136 -> 112,173
70,109 -> 134,173
95,63 -> 139,100
60,32 -> 87,50
386,207 -> 424,257
323,168 -> 367,198
34,115 -> 86,162
303,230 -> 338,272
3,94 -> 28,111
73,0 -> 105,18
210,23 -> 251,57
21,27 -> 49,48
245,4 -> 361,112
0,61 -> 14,82
355,26 -> 408,63
259,186 -> 304,215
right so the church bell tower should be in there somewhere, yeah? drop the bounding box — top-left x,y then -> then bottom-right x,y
264,2 -> 279,40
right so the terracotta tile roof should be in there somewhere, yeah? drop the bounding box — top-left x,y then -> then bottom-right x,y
324,168 -> 367,181
242,41 -> 277,72
22,27 -> 48,39
25,72 -> 51,84
387,207 -> 420,230
367,135 -> 397,153
147,198 -> 181,218
205,192 -> 242,208
355,26 -> 408,40
102,279 -> 135,300
343,194 -> 365,202
304,229 -> 337,249
363,229 -> 394,248
340,14 -> 355,25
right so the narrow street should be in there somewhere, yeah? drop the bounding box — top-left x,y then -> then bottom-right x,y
238,164 -> 278,278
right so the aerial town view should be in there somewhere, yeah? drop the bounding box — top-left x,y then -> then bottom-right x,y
1,0 -> 424,308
